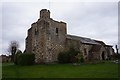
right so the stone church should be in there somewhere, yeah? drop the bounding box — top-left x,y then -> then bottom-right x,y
25,9 -> 114,63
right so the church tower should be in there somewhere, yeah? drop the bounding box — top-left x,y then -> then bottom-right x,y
25,9 -> 67,63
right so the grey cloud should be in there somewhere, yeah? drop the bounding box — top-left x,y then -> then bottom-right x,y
1,2 -> 118,54
63,2 -> 118,51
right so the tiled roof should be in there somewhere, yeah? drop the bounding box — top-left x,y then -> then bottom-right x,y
94,40 -> 105,45
67,35 -> 100,45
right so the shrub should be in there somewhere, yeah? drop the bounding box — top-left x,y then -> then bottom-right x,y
17,53 -> 35,65
80,56 -> 84,63
58,52 -> 69,63
14,50 -> 22,65
58,47 -> 81,63
68,48 -> 80,63
110,54 -> 120,60
77,54 -> 84,63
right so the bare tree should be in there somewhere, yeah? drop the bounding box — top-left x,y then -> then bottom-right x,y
8,41 -> 19,62
115,45 -> 118,54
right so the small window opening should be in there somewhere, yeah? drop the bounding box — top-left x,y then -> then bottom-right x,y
56,28 -> 58,35
35,29 -> 39,35
35,30 -> 37,35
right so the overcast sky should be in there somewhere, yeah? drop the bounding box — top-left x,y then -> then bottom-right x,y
1,0 -> 119,55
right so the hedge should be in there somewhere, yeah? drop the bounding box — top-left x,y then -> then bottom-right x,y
17,53 -> 35,65
14,50 -> 22,65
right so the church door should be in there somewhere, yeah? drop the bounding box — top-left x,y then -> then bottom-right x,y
101,52 -> 105,60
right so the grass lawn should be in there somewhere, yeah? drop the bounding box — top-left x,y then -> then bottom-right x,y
2,62 -> 119,78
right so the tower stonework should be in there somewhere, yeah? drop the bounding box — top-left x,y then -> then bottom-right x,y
25,9 -> 114,63
40,9 -> 50,19
25,9 -> 67,63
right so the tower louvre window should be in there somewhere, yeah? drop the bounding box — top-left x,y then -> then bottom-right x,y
56,28 -> 58,34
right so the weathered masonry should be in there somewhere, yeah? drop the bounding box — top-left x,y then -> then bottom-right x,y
25,9 -> 114,63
